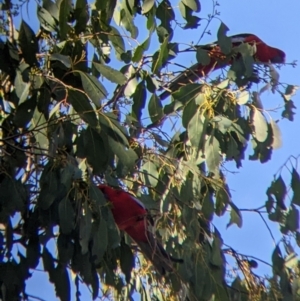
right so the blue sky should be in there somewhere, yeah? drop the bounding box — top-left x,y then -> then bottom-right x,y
18,0 -> 300,299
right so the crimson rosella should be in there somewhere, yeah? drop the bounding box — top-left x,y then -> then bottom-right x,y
98,184 -> 182,275
159,33 -> 286,100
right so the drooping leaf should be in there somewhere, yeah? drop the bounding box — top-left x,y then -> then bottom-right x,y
187,111 -> 205,150
19,21 -> 38,66
74,0 -> 88,34
79,72 -> 108,106
291,168 -> 300,207
182,99 -> 197,128
43,0 -> 59,21
140,160 -> 159,188
205,135 -> 221,175
152,37 -> 169,75
270,119 -> 282,150
37,6 -> 58,32
53,265 -> 71,301
196,48 -> 210,66
217,22 -> 232,55
49,53 -> 72,68
148,94 -> 164,124
91,217 -> 107,265
59,0 -> 72,40
285,205 -> 299,232
141,0 -> 155,14
132,81 -> 147,121
108,26 -> 126,60
272,245 -> 284,275
120,242 -> 135,283
252,107 -> 268,142
79,200 -> 92,254
77,127 -> 109,174
227,202 -> 243,228
14,70 -> 31,105
182,0 -> 201,12
267,176 -> 287,210
215,187 -> 230,216
58,197 -> 75,235
26,238 -> 41,269
93,62 -> 127,85
67,89 -> 99,128
14,93 -> 37,128
236,90 -> 249,105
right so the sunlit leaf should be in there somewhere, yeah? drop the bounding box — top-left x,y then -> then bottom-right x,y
252,107 -> 268,142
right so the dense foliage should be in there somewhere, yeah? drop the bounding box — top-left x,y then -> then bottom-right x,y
0,0 -> 299,300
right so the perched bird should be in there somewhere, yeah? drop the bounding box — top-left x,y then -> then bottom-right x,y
159,33 -> 286,100
98,184 -> 183,275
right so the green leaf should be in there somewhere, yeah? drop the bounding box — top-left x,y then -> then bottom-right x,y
59,197 -> 75,235
49,53 -> 71,68
217,22 -> 232,55
236,90 -> 249,105
53,265 -> 71,301
37,6 -> 58,32
77,127 -> 109,174
291,168 -> 300,206
93,62 -> 127,85
132,36 -> 152,63
74,0 -> 88,34
182,0 -> 201,12
196,48 -> 210,66
286,205 -> 299,232
79,72 -> 108,106
57,234 -> 74,266
140,161 -> 159,187
272,245 -> 284,275
14,70 -> 31,105
252,108 -> 268,142
80,200 -> 92,254
215,187 -> 230,216
19,21 -> 38,66
152,37 -> 169,75
178,1 -> 201,29
119,1 -> 138,39
227,202 -> 243,228
120,242 -> 135,283
270,119 -> 282,149
92,218 -> 107,265
148,94 -> 164,124
99,114 -> 138,170
67,89 -> 99,128
205,135 -> 221,175
38,165 -> 59,210
141,0 -> 155,14
132,81 -> 147,121
42,246 -> 55,274
182,99 -> 197,128
59,0 -> 72,40
43,0 -> 59,21
211,232 -> 224,267
108,26 -> 126,60
187,112 -> 205,151
211,115 -> 232,134
267,176 -> 287,210
14,93 -> 37,128
172,83 -> 203,105
26,238 -> 41,269
202,192 -> 214,221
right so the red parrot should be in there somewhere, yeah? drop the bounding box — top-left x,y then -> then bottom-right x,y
159,33 -> 286,100
98,184 -> 182,275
